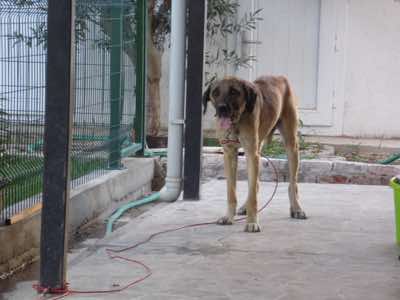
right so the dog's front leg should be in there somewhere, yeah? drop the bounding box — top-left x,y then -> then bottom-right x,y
244,147 -> 261,232
217,146 -> 238,225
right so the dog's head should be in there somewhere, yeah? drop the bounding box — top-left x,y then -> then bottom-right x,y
203,77 -> 258,129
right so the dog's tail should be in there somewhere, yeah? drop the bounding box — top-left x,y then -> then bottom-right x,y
280,76 -> 300,131
281,76 -> 298,108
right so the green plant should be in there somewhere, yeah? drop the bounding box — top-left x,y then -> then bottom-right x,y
203,137 -> 220,147
205,0 -> 262,85
0,155 -> 107,208
8,0 -> 137,63
297,119 -> 308,149
146,0 -> 262,134
262,138 -> 286,158
10,0 -> 263,137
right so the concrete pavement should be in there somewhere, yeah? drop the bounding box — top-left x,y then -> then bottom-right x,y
3,181 -> 400,300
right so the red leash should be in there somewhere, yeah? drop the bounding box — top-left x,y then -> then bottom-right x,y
33,156 -> 279,299
33,252 -> 153,299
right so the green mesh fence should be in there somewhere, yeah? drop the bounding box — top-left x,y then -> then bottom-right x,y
0,0 -> 144,223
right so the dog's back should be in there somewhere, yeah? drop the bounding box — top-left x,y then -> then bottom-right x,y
253,75 -> 298,139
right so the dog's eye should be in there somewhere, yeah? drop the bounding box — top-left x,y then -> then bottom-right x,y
230,88 -> 239,96
212,88 -> 220,98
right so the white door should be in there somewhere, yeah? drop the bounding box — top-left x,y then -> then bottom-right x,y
238,0 -> 346,128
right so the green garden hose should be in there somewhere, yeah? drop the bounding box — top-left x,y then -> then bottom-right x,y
106,192 -> 161,235
380,153 -> 400,165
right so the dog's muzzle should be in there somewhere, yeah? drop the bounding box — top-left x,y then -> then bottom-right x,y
216,104 -> 230,118
216,104 -> 234,130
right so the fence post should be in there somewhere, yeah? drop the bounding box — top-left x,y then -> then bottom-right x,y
40,0 -> 75,290
183,0 -> 207,200
134,0 -> 147,155
109,3 -> 123,169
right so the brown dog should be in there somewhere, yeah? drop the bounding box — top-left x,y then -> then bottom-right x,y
203,75 -> 307,232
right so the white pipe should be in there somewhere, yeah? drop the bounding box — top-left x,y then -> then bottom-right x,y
159,0 -> 187,202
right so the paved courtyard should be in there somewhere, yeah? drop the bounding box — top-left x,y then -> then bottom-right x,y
3,181 -> 400,300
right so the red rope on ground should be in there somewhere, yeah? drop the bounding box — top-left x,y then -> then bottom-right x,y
33,156 -> 279,299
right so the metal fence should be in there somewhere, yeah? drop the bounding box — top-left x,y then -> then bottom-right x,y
0,0 -> 144,223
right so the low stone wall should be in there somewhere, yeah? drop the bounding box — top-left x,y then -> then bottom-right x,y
0,157 -> 156,278
203,154 -> 400,185
68,158 -> 155,235
0,212 -> 40,278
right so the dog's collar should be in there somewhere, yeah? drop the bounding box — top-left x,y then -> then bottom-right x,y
220,138 -> 240,145
219,127 -> 240,146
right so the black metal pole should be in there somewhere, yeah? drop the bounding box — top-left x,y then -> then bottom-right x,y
134,0 -> 147,156
183,0 -> 207,200
40,0 -> 75,290
109,5 -> 122,169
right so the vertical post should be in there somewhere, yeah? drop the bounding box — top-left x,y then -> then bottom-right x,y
109,4 -> 122,168
134,0 -> 147,155
40,0 -> 75,290
183,0 -> 207,200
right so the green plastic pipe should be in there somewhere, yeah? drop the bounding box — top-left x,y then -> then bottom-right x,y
106,192 -> 161,235
121,143 -> 143,158
105,148 -> 166,235
144,149 -> 167,158
380,153 -> 400,165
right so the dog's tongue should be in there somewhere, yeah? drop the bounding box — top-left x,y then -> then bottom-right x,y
219,117 -> 232,129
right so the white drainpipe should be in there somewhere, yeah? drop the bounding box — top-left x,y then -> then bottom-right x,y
159,0 -> 187,202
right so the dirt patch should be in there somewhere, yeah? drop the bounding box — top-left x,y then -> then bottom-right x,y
334,145 -> 400,165
261,137 -> 399,165
203,135 -> 400,165
0,261 -> 38,297
72,201 -> 162,249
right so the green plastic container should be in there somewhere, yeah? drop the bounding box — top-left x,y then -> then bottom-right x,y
390,176 -> 400,246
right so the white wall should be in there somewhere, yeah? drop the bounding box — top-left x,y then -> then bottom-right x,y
160,0 -> 400,139
289,0 -> 400,138
341,0 -> 400,138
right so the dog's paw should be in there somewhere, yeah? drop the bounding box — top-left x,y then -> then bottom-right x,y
244,222 -> 261,233
237,206 -> 247,216
290,210 -> 307,220
217,216 -> 234,225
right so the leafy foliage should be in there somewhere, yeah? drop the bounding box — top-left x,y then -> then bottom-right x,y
150,0 -> 263,85
7,0 -> 136,51
207,1 -> 261,36
205,0 -> 262,85
9,0 -> 262,82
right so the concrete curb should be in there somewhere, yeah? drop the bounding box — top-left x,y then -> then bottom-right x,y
202,153 -> 400,185
68,157 -> 155,235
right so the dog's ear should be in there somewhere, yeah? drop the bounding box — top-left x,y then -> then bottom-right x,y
202,85 -> 211,114
241,81 -> 257,114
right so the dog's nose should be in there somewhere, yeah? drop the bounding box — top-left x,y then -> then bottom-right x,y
216,104 -> 228,115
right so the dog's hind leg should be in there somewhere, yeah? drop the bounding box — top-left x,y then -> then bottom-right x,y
278,118 -> 307,220
217,145 -> 239,225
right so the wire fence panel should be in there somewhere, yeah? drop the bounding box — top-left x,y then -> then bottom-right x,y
0,0 -> 140,224
0,1 -> 47,223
